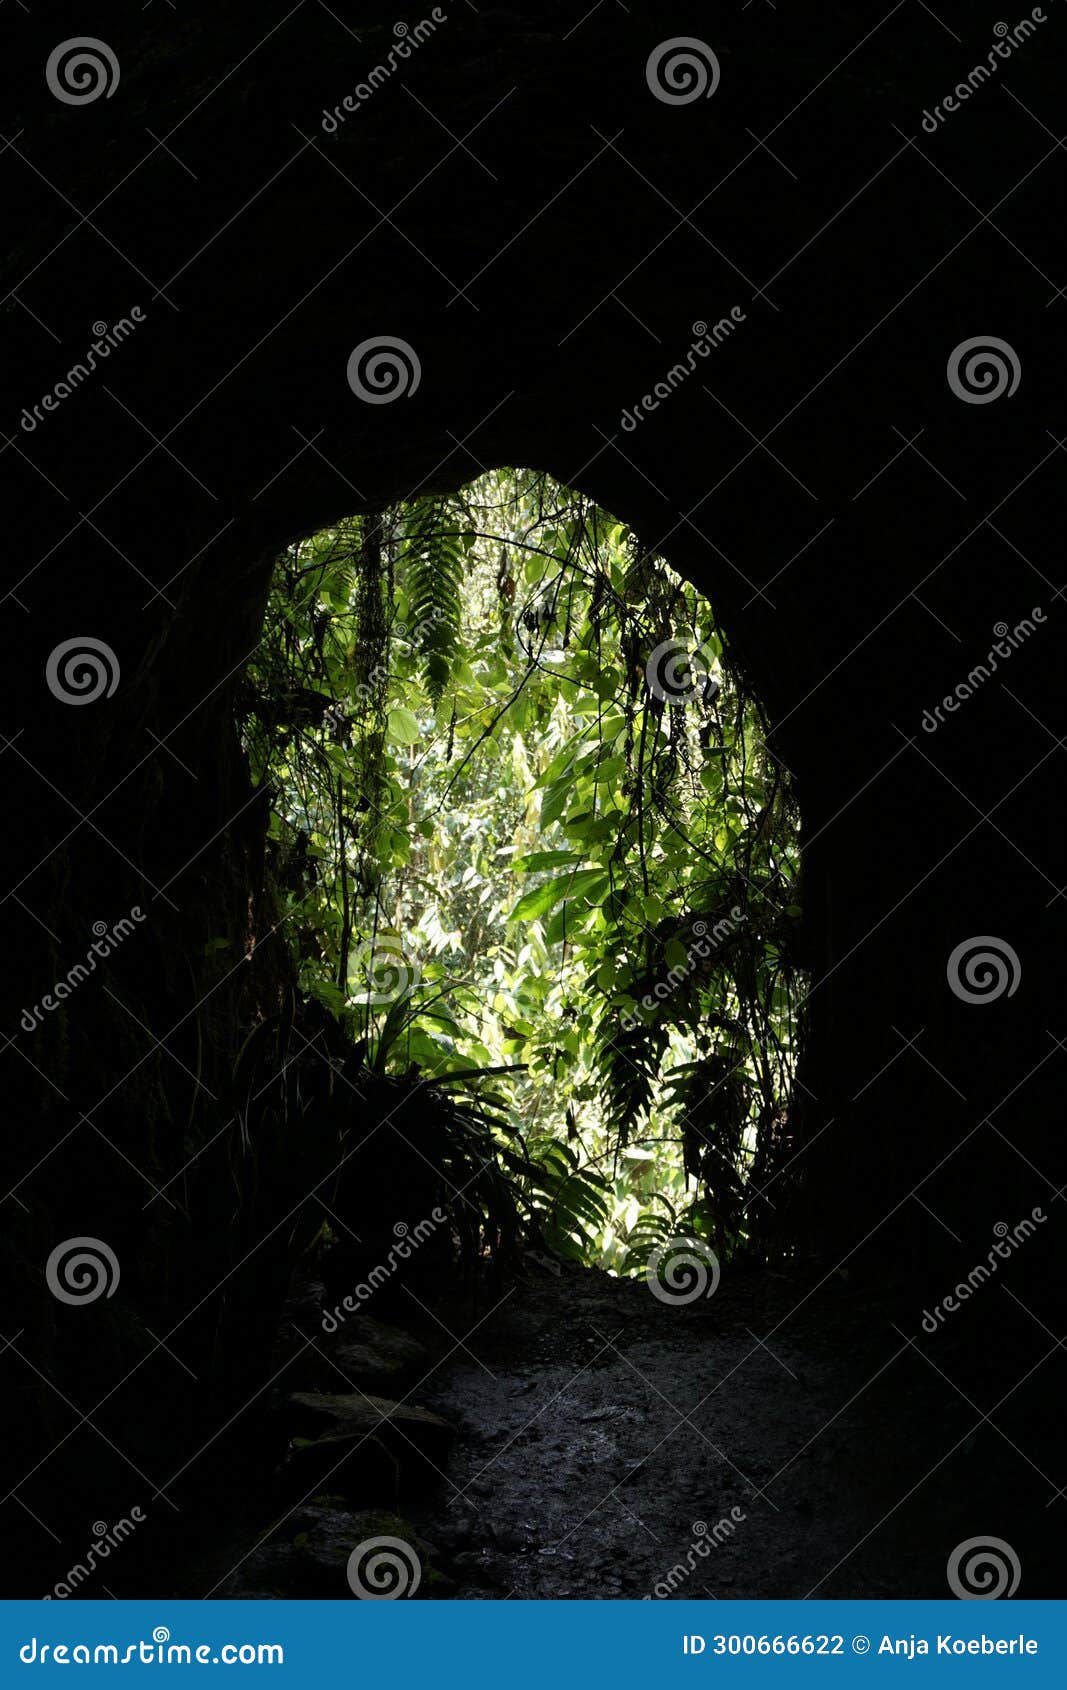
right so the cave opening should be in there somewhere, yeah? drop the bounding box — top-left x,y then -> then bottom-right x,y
235,467 -> 806,1309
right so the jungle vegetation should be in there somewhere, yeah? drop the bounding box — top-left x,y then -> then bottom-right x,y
238,470 -> 804,1277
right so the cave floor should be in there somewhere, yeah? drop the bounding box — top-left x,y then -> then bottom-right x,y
405,1264 -> 977,1600
188,1258 -> 1062,1601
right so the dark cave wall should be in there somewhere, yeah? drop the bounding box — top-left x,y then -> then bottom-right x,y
1,0 -> 1064,1537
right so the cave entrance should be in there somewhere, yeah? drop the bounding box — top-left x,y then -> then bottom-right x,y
238,469 -> 804,1292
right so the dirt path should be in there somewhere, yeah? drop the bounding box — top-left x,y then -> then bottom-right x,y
196,1258 -> 1061,1601
403,1262 -> 944,1599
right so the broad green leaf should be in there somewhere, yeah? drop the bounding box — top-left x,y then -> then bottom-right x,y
509,868 -> 607,922
386,706 -> 421,744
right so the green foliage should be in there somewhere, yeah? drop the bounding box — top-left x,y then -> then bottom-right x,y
399,497 -> 472,702
239,470 -> 805,1277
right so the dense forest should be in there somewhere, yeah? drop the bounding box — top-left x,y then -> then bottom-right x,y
239,471 -> 803,1279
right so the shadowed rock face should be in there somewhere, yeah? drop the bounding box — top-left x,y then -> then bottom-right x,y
0,3 -> 1064,1576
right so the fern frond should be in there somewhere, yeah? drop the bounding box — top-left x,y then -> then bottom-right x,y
596,1017 -> 670,1146
400,497 -> 470,703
